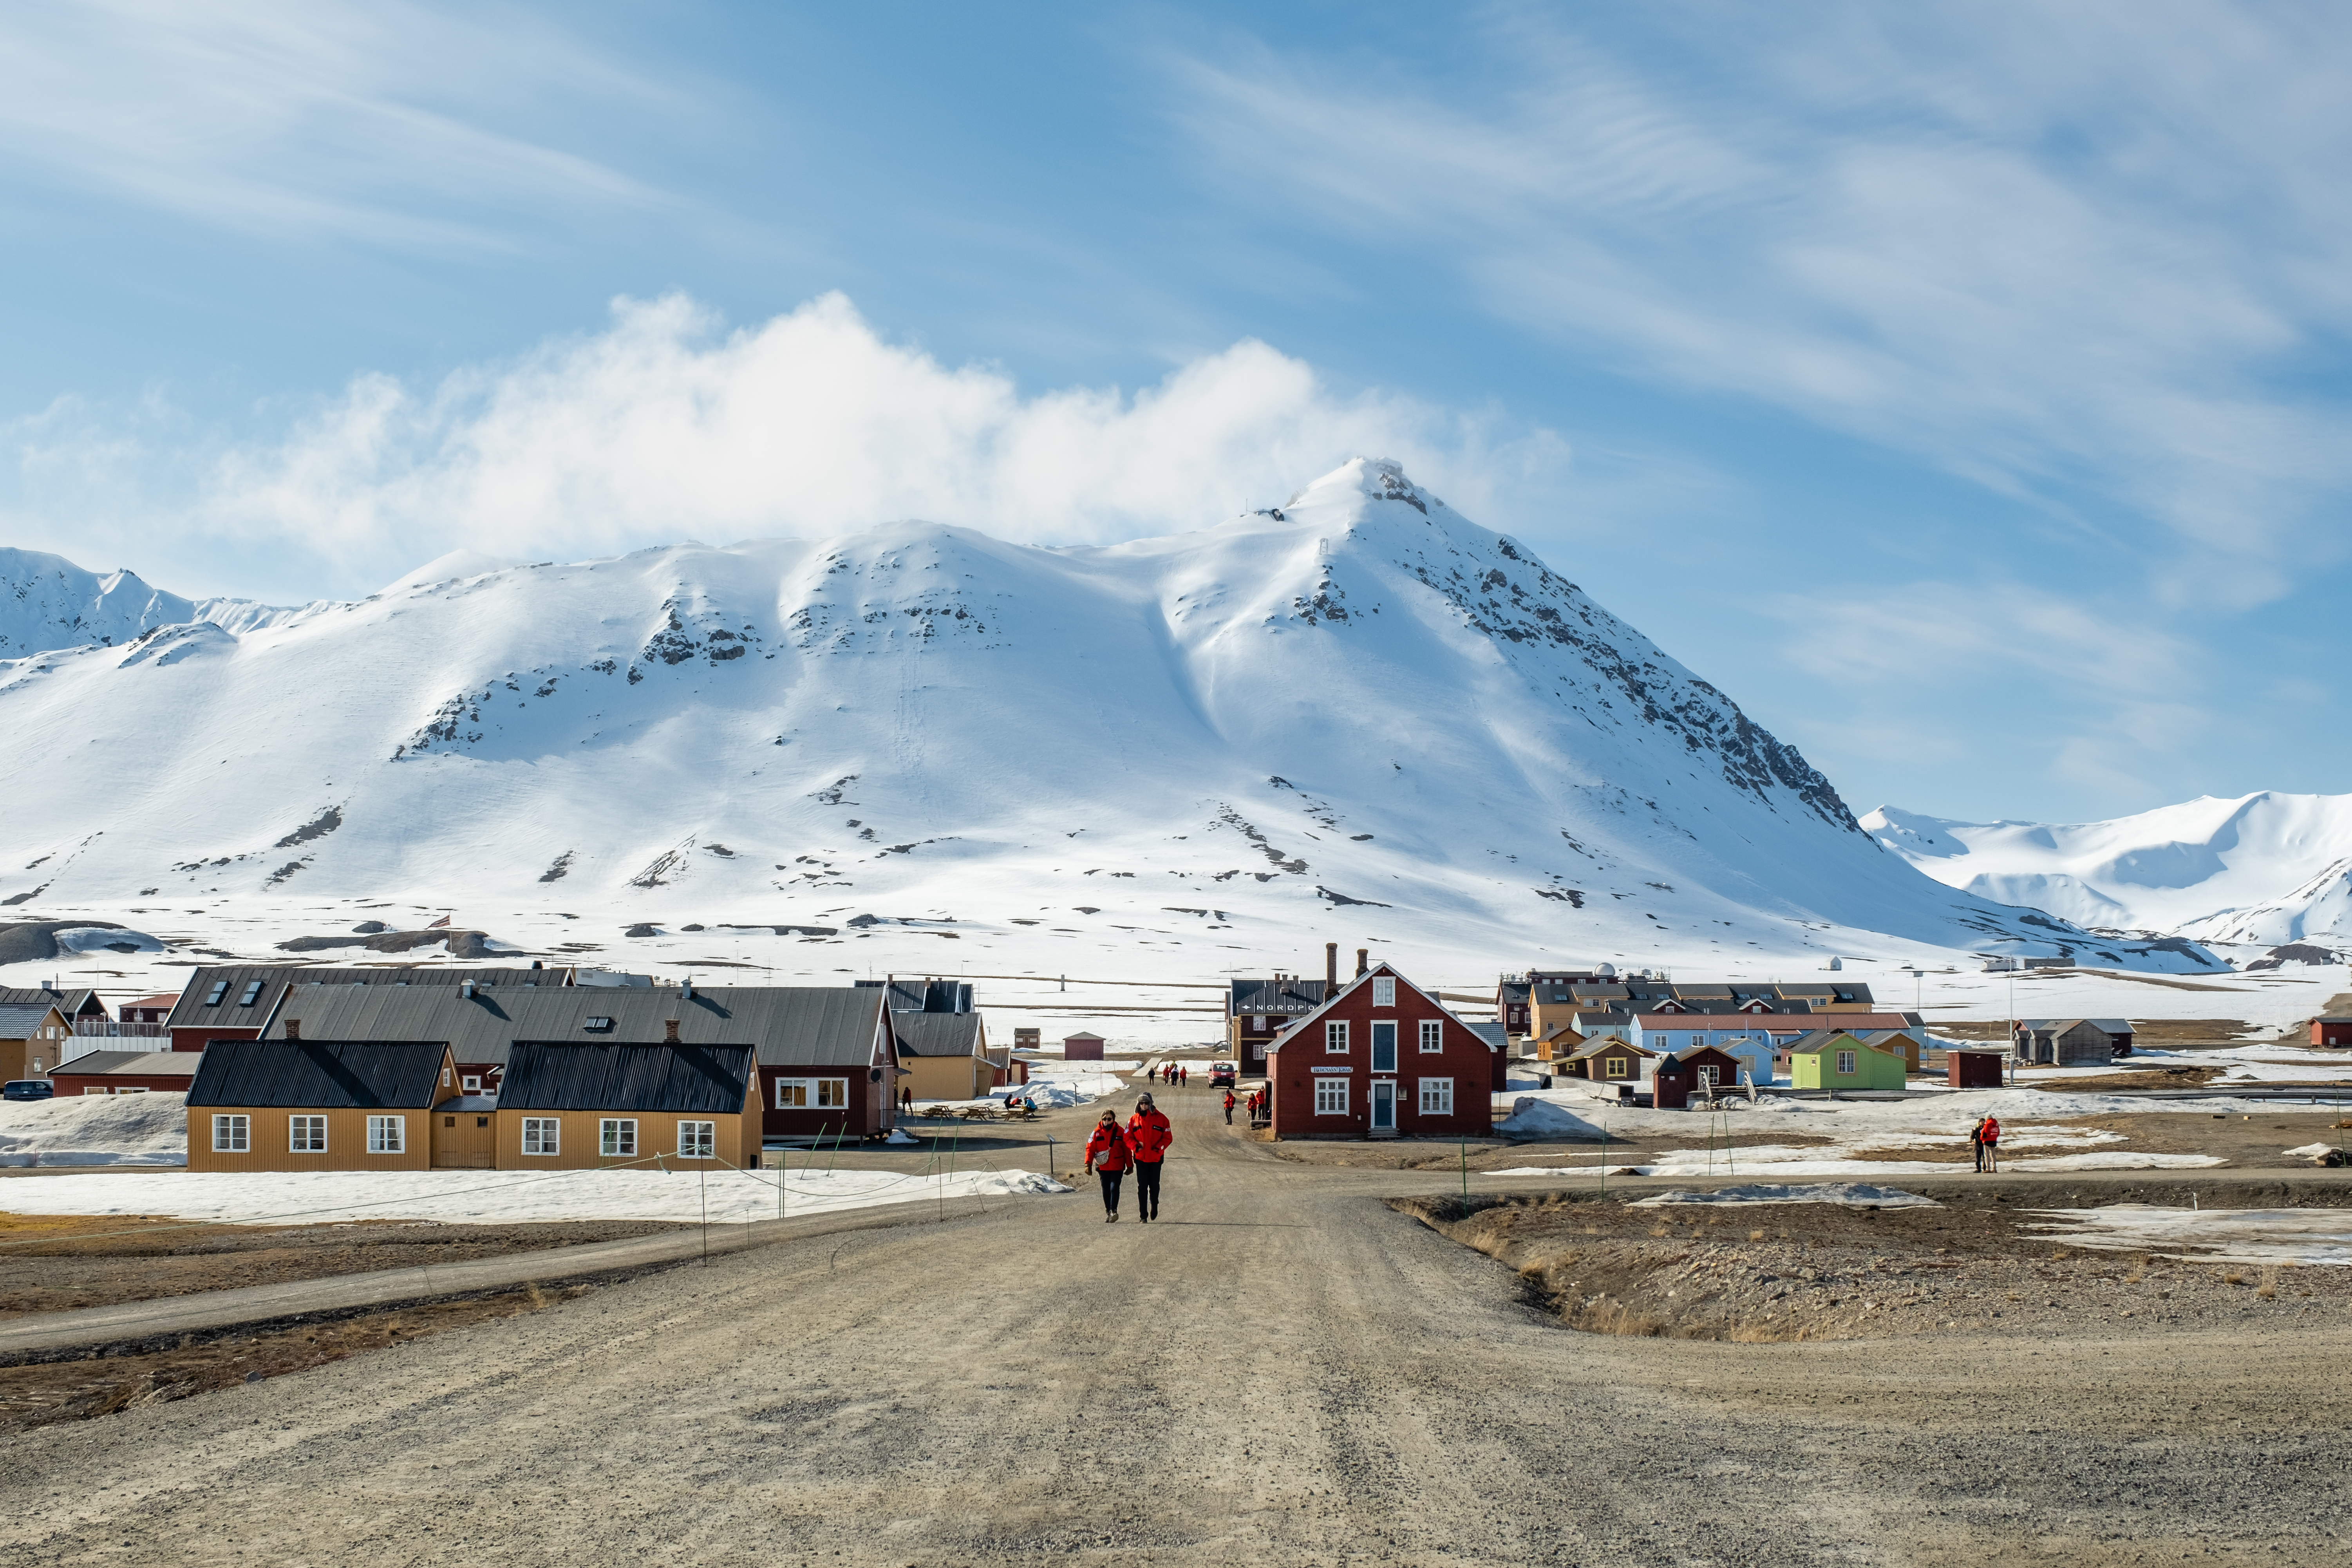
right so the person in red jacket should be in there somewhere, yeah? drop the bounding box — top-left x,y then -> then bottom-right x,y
1222,1087 -> 1237,1125
1978,1114 -> 2001,1173
1083,1109 -> 1135,1223
1126,1092 -> 1174,1223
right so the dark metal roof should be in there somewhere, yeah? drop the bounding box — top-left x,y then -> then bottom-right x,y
163,964 -> 559,1031
498,1043 -> 756,1114
0,987 -> 105,1019
253,984 -> 890,1070
892,1012 -> 986,1057
1229,978 -> 1330,1015
53,1050 -> 199,1077
187,1040 -> 452,1109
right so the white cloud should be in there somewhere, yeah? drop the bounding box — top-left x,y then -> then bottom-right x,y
0,0 -> 669,246
1166,4 -> 2352,609
174,292 -> 1567,589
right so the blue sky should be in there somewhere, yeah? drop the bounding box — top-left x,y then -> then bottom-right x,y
3,2 -> 2349,826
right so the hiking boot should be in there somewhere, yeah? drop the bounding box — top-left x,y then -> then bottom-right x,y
1106,1213 -> 1117,1223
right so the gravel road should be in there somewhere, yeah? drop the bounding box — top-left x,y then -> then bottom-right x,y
0,1088 -> 2343,1565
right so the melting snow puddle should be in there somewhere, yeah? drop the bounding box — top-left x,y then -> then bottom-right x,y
1631,1183 -> 1937,1209
2024,1205 -> 2352,1266
0,1167 -> 1073,1225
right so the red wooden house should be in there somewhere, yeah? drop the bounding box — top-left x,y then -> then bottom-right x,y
1264,962 -> 1495,1140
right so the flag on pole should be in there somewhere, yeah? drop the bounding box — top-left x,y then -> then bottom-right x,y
427,914 -> 451,928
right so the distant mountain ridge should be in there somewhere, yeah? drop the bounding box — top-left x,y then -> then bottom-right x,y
0,460 -> 2213,974
0,546 -> 309,658
1863,794 -> 2352,960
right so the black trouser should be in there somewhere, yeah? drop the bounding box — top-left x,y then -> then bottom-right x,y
1097,1170 -> 1124,1215
1135,1161 -> 1162,1218
1224,1105 -> 1233,1124
1973,1140 -> 1985,1172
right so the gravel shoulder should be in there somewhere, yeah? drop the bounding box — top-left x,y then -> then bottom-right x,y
0,1091 -> 2345,1565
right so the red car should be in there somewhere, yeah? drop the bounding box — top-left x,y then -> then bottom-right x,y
1208,1062 -> 1237,1089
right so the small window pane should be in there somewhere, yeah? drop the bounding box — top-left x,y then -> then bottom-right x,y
601,1119 -> 636,1157
1313,1078 -> 1347,1114
289,1115 -> 327,1153
1371,977 -> 1396,1008
678,1121 -> 716,1159
523,1118 -> 559,1156
367,1115 -> 405,1154
1325,1021 -> 1348,1053
816,1079 -> 848,1109
203,981 -> 228,1006
1419,1020 -> 1443,1053
776,1079 -> 809,1109
212,1114 -> 248,1152
1418,1078 -> 1454,1115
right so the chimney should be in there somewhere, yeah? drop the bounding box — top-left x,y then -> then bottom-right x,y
459,980 -> 475,1000
665,1018 -> 680,1042
1325,942 -> 1338,992
681,978 -> 695,1000
1356,948 -> 1369,979
284,1018 -> 300,1040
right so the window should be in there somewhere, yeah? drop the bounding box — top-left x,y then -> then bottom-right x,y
461,1075 -> 482,1094
776,1078 -> 809,1109
1325,1021 -> 1349,1053
1604,1056 -> 1632,1079
367,1115 -> 405,1154
441,1067 -> 452,1087
815,1078 -> 848,1109
1372,977 -> 1396,1008
237,981 -> 265,1006
1251,1014 -> 1267,1031
289,1115 -> 327,1153
211,1114 -> 249,1152
1370,1021 -> 1397,1073
600,1118 -> 637,1157
1418,1078 -> 1454,1115
583,1016 -> 614,1033
1835,1050 -> 1857,1076
1697,1065 -> 1719,1086
1419,1020 -> 1443,1053
678,1121 -> 716,1159
202,980 -> 228,1006
1314,1078 -> 1348,1115
522,1118 -> 560,1156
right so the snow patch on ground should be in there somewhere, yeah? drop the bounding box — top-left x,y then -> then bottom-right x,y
1632,1183 -> 1938,1208
2024,1205 -> 2352,1266
0,1091 -> 186,1166
0,1166 -> 1072,1223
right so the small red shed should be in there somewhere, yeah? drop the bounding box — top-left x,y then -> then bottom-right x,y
2313,1018 -> 2352,1048
1652,1045 -> 1748,1109
50,1049 -> 204,1096
1265,962 -> 1494,1140
1947,1049 -> 2006,1089
1062,1031 -> 1106,1062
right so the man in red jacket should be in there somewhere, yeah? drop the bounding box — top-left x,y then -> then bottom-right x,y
1126,1092 -> 1174,1223
1083,1109 -> 1135,1223
1222,1087 -> 1237,1125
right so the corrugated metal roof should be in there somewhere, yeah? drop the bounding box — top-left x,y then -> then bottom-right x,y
187,1040 -> 451,1108
0,1004 -> 61,1037
1229,978 -> 1330,1013
499,1043 -> 755,1113
253,984 -> 888,1070
892,1013 -> 985,1057
54,1050 -> 198,1076
0,987 -> 103,1018
164,964 -> 557,1031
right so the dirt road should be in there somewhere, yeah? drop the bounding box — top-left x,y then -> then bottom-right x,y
1,1087 -> 2345,1565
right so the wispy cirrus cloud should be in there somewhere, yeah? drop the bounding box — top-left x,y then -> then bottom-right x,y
1165,2 -> 2352,608
0,0 -> 676,247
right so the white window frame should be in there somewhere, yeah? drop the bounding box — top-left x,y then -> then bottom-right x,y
815,1078 -> 849,1110
1371,977 -> 1396,1008
1835,1050 -> 1857,1076
461,1074 -> 482,1094
775,1078 -> 810,1109
600,1118 -> 638,1157
211,1114 -> 249,1153
367,1115 -> 405,1154
1325,1020 -> 1349,1054
522,1117 -> 560,1156
1697,1065 -> 1719,1086
1313,1078 -> 1348,1115
1418,1078 -> 1454,1116
289,1114 -> 327,1154
678,1120 -> 716,1159
1418,1020 -> 1443,1054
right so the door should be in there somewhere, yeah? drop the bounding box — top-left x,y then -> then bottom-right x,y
1370,1021 -> 1397,1073
1370,1080 -> 1396,1132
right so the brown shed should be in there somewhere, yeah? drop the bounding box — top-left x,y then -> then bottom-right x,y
1947,1049 -> 2006,1089
494,1042 -> 760,1170
1653,1044 -> 1750,1109
431,1096 -> 500,1168
186,1040 -> 458,1172
2313,1018 -> 2352,1048
1062,1031 -> 1106,1062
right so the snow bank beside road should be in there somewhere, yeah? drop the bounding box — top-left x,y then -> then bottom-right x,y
1633,1183 -> 1937,1208
0,1091 -> 185,1166
0,1166 -> 1071,1224
2025,1205 -> 2352,1266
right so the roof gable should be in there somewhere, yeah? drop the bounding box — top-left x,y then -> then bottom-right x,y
1264,964 -> 1491,1054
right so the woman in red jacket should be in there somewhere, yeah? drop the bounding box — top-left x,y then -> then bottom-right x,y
1126,1092 -> 1174,1223
1083,1109 -> 1135,1223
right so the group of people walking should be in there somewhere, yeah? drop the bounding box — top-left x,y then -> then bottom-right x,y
1084,1092 -> 1173,1223
1146,1063 -> 1189,1087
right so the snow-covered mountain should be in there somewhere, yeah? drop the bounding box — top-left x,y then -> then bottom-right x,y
0,459 -> 2213,978
1863,795 -> 2352,961
0,546 -> 309,658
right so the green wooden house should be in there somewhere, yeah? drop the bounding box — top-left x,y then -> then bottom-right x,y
1788,1032 -> 1906,1091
